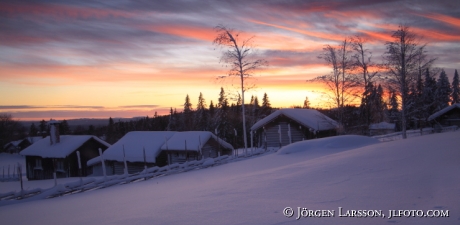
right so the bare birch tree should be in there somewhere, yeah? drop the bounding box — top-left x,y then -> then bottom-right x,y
351,36 -> 379,86
383,25 -> 432,139
312,38 -> 359,128
213,25 -> 267,153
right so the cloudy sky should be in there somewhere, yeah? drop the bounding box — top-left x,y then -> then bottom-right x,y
1,0 -> 459,121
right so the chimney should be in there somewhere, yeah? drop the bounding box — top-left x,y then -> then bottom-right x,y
49,119 -> 60,145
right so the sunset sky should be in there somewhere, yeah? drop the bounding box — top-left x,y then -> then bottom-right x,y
1,0 -> 459,121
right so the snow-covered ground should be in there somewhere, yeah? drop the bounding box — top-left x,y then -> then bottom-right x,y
0,153 -> 26,181
1,132 -> 459,225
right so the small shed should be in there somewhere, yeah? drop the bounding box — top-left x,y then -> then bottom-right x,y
87,131 -> 176,175
20,135 -> 110,180
428,103 -> 460,128
369,122 -> 395,136
161,131 -> 233,165
250,108 -> 338,148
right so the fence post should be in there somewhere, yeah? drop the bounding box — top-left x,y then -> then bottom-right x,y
76,151 -> 82,185
18,162 -> 23,193
123,145 -> 128,175
98,148 -> 106,181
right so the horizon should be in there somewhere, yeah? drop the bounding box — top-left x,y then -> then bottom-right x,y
1,1 -> 459,121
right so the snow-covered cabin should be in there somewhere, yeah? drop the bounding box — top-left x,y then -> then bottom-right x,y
250,108 -> 338,148
428,103 -> 460,128
3,137 -> 43,154
20,120 -> 110,180
161,131 -> 233,165
369,122 -> 395,136
87,131 -> 176,175
88,131 -> 233,175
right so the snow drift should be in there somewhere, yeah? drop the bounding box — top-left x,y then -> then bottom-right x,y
1,131 -> 459,225
277,135 -> 379,155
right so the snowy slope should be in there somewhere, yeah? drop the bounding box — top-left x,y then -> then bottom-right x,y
1,132 -> 459,225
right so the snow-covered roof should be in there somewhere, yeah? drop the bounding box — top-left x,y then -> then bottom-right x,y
428,103 -> 460,121
3,140 -> 22,149
102,131 -> 176,163
250,108 -> 338,132
3,137 -> 43,149
161,131 -> 233,152
369,122 -> 395,130
25,136 -> 44,144
20,135 -> 110,158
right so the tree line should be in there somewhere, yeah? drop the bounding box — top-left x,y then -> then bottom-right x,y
312,25 -> 460,138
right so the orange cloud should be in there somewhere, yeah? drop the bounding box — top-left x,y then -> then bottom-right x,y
414,12 -> 460,28
411,27 -> 460,42
138,24 -> 215,42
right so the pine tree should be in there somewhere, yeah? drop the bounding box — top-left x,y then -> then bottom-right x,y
452,69 -> 459,104
435,69 -> 452,110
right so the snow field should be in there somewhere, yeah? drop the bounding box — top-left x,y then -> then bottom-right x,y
0,131 -> 459,225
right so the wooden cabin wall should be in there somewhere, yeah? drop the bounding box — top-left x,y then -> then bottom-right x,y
255,116 -> 336,148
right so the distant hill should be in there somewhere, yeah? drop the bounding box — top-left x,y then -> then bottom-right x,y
19,118 -> 133,129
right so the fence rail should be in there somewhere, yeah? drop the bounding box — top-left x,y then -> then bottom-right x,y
372,126 -> 458,142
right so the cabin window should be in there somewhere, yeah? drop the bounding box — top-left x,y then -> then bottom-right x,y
34,158 -> 42,170
56,160 -> 65,172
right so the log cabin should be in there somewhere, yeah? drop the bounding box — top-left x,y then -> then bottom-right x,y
88,131 -> 233,175
250,108 -> 338,148
20,120 -> 110,180
428,103 -> 460,128
161,131 -> 233,165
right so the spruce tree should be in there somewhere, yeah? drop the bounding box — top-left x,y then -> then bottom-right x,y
372,84 -> 386,123
39,119 -> 47,137
182,94 -> 193,131
303,96 -> 310,109
252,96 -> 260,125
360,82 -> 374,126
59,119 -> 70,135
106,117 -> 115,144
29,123 -> 38,137
195,92 -> 208,131
214,87 -> 230,140
261,93 -> 272,116
167,107 -> 176,131
388,88 -> 399,123
435,69 -> 452,110
422,68 -> 437,118
452,69 -> 459,104
209,100 -> 215,120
